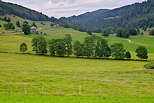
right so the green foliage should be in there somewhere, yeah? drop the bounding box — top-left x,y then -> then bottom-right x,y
144,61 -> 154,69
116,28 -> 123,37
95,37 -> 111,58
16,20 -> 20,27
125,51 -> 131,59
73,35 -> 111,58
64,34 -> 72,56
122,29 -> 130,38
50,23 -> 54,27
149,29 -> 154,35
102,30 -> 110,37
136,46 -> 148,59
73,41 -> 85,57
32,36 -> 47,55
128,28 -> 138,35
3,17 -> 11,22
3,22 -> 15,30
22,21 -> 30,35
48,39 -> 67,57
84,35 -> 95,57
54,39 -> 67,56
116,28 -> 130,38
48,35 -> 72,57
48,39 -> 56,56
20,43 -> 27,53
31,22 -> 37,27
86,30 -> 92,35
111,43 -> 125,59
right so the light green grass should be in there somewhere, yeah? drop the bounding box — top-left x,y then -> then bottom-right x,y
0,53 -> 154,97
0,95 -> 154,103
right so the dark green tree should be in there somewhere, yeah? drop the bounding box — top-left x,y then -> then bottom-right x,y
22,21 -> 30,35
129,28 -> 138,35
3,23 -> 15,30
96,37 -> 111,58
48,39 -> 56,56
54,39 -> 66,56
20,43 -> 28,53
73,41 -> 85,57
122,29 -> 130,38
102,30 -> 110,37
116,28 -> 130,38
31,22 -> 37,27
135,46 -> 148,59
16,21 -> 20,27
84,35 -> 95,58
86,30 -> 92,35
116,28 -> 123,37
50,23 -> 54,27
111,43 -> 125,59
4,17 -> 11,22
64,34 -> 72,56
32,36 -> 47,55
125,51 -> 131,59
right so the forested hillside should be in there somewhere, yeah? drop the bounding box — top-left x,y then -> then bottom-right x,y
0,0 -> 58,22
60,0 -> 154,29
60,9 -> 109,24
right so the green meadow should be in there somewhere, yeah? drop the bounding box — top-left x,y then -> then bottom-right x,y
0,16 -> 154,102
0,95 -> 154,103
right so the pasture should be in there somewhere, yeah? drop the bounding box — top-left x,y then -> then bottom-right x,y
0,22 -> 154,102
0,95 -> 154,103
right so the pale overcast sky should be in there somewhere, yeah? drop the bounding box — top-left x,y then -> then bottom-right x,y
2,0 -> 146,18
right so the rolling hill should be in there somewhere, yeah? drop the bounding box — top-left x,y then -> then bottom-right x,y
60,9 -> 109,24
0,0 -> 58,22
60,0 -> 154,29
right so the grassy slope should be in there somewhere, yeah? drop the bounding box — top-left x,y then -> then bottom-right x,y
0,15 -> 51,28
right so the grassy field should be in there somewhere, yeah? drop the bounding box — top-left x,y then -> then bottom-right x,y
0,95 -> 154,103
0,53 -> 153,97
0,16 -> 154,102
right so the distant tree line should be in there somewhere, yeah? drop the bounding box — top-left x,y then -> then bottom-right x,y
20,35 -> 149,60
0,17 -> 11,22
4,22 -> 15,30
116,28 -> 139,38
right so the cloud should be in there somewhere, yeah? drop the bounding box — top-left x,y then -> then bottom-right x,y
2,0 -> 146,18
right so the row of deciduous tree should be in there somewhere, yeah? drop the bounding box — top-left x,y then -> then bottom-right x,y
20,35 -> 148,60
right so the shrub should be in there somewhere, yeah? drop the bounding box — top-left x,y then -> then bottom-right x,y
125,51 -> 131,59
144,62 -> 154,69
20,43 -> 28,53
